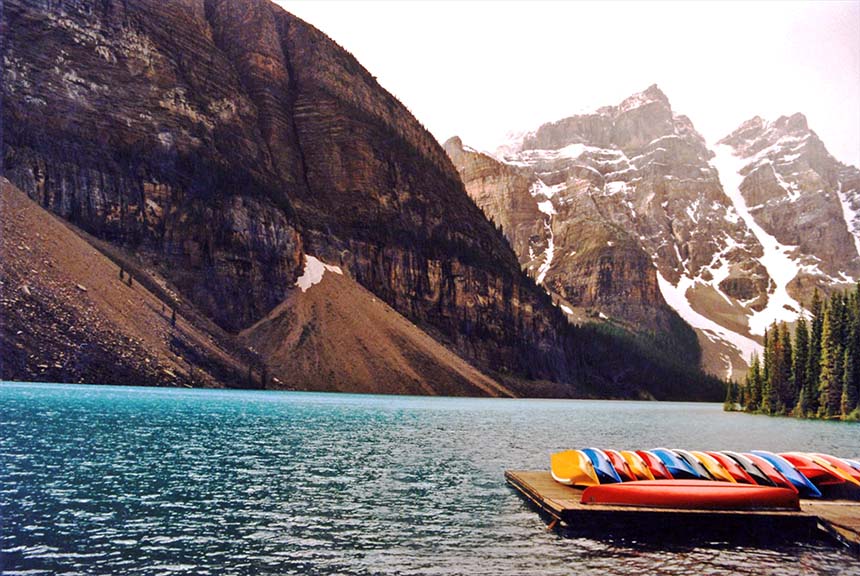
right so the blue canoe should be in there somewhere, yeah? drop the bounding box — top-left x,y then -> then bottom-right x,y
751,450 -> 822,498
651,448 -> 703,479
582,448 -> 622,484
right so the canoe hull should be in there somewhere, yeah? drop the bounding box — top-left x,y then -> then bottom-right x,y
551,450 -> 600,487
620,450 -> 656,481
580,480 -> 800,510
636,450 -> 673,480
743,453 -> 798,492
706,451 -> 756,484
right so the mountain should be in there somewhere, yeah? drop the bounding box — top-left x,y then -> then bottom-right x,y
447,85 -> 860,379
715,114 -> 860,313
0,176 -> 515,395
1,0 -> 561,392
2,1 -> 722,398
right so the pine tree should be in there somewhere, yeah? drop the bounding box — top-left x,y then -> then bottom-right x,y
793,315 -> 810,416
842,314 -> 860,417
777,323 -> 794,413
819,308 -> 843,418
842,348 -> 856,417
724,380 -> 736,410
746,353 -> 763,411
762,324 -> 779,414
807,290 -> 824,415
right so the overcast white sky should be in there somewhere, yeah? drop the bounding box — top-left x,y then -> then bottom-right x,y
277,1 -> 860,167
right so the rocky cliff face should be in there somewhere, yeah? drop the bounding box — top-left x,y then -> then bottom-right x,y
2,0 -> 576,389
447,86 -> 860,379
3,0 -> 306,332
446,86 -> 763,359
716,114 -> 860,311
445,135 -> 676,335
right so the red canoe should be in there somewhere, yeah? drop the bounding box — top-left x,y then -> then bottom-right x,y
580,480 -> 800,510
780,453 -> 845,486
635,450 -> 674,480
604,449 -> 636,482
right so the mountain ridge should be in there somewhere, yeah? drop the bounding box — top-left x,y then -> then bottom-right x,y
447,84 -> 859,380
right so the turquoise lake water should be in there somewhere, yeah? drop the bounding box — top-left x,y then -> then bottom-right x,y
2,382 -> 860,575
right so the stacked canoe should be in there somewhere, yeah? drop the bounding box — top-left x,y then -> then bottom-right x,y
551,448 -> 860,510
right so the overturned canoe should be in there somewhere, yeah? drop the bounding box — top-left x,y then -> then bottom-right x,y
743,453 -> 798,492
604,449 -> 637,482
809,453 -> 860,487
635,450 -> 674,480
721,451 -> 776,487
551,450 -> 600,487
580,480 -> 800,510
691,451 -> 736,483
780,453 -> 846,486
620,450 -> 656,481
651,448 -> 702,479
673,449 -> 715,480
706,451 -> 756,484
582,448 -> 623,484
750,451 -> 822,498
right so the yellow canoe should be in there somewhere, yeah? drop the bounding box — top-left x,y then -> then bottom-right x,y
620,450 -> 655,480
691,450 -> 736,483
551,450 -> 600,487
808,454 -> 860,487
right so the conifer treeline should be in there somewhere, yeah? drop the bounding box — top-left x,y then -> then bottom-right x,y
725,286 -> 860,420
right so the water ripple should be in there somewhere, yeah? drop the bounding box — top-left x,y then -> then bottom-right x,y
1,383 -> 859,575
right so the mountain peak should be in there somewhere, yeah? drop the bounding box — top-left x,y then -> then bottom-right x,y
444,136 -> 463,149
644,83 -> 669,100
773,112 -> 809,134
617,84 -> 670,113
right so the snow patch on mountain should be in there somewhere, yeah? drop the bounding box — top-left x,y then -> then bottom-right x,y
711,144 -> 803,335
657,272 -> 762,365
536,220 -> 555,285
296,255 -> 343,292
537,200 -> 556,215
529,178 -> 565,199
837,181 -> 860,258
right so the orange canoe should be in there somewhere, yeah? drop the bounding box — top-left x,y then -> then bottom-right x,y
580,480 -> 800,510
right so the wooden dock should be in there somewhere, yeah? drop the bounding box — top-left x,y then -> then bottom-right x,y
506,470 -> 860,553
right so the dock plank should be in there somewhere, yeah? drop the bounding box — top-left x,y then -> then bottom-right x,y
505,470 -> 860,553
802,500 -> 860,553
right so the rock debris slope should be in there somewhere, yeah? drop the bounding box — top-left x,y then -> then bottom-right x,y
0,178 -> 249,387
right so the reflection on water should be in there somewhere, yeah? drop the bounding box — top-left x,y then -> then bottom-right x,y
1,382 -> 859,575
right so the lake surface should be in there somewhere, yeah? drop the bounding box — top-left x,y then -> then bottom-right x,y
2,382 -> 859,575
